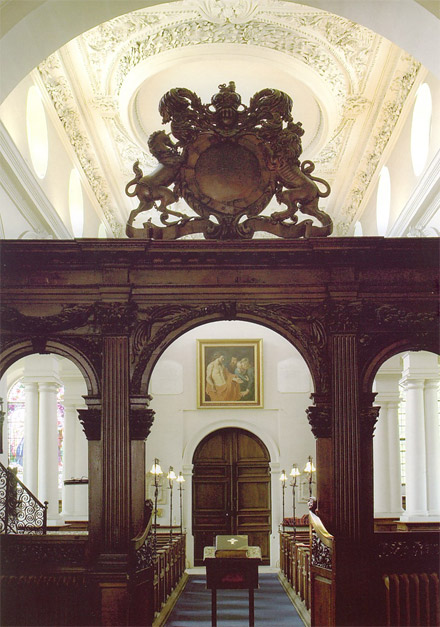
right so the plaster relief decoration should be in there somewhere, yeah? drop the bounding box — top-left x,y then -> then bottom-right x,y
33,0 -> 420,237
197,339 -> 263,408
125,82 -> 332,240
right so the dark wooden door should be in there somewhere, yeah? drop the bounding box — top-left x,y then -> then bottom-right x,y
192,427 -> 271,565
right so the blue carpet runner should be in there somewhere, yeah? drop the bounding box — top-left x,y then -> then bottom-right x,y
164,573 -> 304,626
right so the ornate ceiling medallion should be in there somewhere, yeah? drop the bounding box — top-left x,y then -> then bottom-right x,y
125,82 -> 332,240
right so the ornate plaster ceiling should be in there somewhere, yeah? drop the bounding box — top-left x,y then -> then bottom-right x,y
35,0 -> 422,237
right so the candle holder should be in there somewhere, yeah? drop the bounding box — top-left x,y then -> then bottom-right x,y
280,469 -> 287,532
149,458 -> 163,552
167,466 -> 177,540
176,472 -> 185,535
304,455 -> 316,498
290,464 -> 301,541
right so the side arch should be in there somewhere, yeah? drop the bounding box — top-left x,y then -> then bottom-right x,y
0,338 -> 100,397
361,335 -> 440,394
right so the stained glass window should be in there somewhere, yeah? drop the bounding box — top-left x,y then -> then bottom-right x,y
7,381 -> 25,481
7,380 -> 65,491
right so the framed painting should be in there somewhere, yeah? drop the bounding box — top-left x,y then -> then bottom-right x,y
197,339 -> 263,408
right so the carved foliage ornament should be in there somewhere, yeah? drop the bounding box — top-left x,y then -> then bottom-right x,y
125,82 -> 332,240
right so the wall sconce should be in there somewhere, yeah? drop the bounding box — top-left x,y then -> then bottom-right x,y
176,472 -> 185,535
280,469 -> 287,532
150,458 -> 163,549
167,466 -> 177,540
304,455 -> 316,498
290,464 -> 301,540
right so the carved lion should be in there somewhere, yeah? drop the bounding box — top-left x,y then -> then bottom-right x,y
125,131 -> 185,230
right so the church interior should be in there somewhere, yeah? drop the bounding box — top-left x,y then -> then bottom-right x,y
1,2 -> 439,626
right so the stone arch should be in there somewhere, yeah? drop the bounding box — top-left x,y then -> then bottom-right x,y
0,338 -> 100,397
131,304 -> 326,397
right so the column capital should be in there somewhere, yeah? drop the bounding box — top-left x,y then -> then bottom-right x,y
38,381 -> 60,393
306,404 -> 331,438
78,408 -> 101,440
402,378 -> 424,390
424,379 -> 439,390
129,408 -> 155,440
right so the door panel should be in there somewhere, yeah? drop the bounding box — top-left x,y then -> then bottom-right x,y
192,427 -> 271,565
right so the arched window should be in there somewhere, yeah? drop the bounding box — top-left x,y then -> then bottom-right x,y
354,221 -> 363,236
7,381 -> 25,481
69,169 -> 84,237
98,223 -> 107,238
411,83 -> 432,177
376,166 -> 391,236
26,86 -> 49,179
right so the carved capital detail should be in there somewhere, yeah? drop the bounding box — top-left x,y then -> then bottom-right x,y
306,403 -> 332,438
359,392 -> 380,437
325,300 -> 363,333
77,408 -> 101,440
130,408 -> 155,440
93,302 -> 138,335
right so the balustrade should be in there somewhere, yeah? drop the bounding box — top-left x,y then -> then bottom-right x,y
0,462 -> 47,534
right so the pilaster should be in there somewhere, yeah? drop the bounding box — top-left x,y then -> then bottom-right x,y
102,335 -> 131,553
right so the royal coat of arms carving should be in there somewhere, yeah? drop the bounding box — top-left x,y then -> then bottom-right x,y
125,82 -> 332,240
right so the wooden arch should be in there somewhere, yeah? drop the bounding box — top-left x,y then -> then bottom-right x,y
131,306 -> 325,399
0,338 -> 100,397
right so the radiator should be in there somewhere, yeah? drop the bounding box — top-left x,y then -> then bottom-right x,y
383,572 -> 440,627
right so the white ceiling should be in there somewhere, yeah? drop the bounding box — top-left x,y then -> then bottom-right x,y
1,0 -> 439,239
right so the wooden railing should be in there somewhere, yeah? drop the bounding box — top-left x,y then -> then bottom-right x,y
0,462 -> 48,534
309,510 -> 335,627
129,516 -> 186,626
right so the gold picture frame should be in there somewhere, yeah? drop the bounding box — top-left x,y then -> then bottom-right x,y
197,339 -> 263,408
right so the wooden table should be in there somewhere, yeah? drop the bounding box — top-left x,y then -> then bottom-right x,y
204,547 -> 262,627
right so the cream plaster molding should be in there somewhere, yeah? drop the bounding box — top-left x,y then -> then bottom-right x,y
37,54 -> 123,237
30,0 -> 422,232
336,54 -> 421,235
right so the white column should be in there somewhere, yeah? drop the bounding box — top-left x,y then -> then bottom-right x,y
373,402 -> 391,515
0,378 -> 8,467
38,381 -> 61,522
424,380 -> 440,516
61,403 -> 77,519
402,378 -> 428,519
373,357 -> 403,518
387,401 -> 403,516
23,380 -> 39,494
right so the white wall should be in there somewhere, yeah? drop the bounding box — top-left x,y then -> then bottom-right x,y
146,320 -> 316,566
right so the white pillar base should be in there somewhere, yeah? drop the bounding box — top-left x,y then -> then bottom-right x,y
400,513 -> 436,522
374,511 -> 401,519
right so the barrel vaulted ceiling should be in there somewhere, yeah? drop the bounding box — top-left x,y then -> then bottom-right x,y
1,0 -> 439,238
